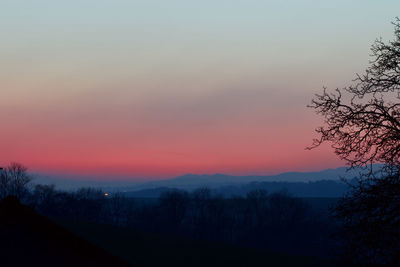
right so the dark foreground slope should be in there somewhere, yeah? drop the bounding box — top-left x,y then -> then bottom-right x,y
58,219 -> 338,267
0,196 -> 130,267
0,195 -> 336,266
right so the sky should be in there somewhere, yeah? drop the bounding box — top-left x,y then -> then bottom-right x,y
1,1 -> 400,180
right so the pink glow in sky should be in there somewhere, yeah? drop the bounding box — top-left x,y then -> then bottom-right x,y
1,1 -> 399,179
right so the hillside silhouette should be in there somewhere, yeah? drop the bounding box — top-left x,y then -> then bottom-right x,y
0,196 -> 130,267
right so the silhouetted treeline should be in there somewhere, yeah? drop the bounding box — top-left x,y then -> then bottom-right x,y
25,187 -> 338,256
0,163 -> 339,257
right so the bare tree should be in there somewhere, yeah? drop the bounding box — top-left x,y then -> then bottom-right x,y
159,190 -> 189,229
0,163 -> 32,200
75,187 -> 105,200
107,192 -> 133,226
309,18 -> 400,174
191,187 -> 212,235
32,184 -> 57,207
246,189 -> 268,228
0,167 -> 11,199
309,18 -> 400,265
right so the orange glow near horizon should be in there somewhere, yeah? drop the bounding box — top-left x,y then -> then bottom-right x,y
0,117 -> 343,179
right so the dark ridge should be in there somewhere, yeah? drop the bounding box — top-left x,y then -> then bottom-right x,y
0,196 -> 132,267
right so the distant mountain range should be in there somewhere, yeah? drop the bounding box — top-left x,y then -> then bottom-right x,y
127,167 -> 360,191
34,166 -> 363,192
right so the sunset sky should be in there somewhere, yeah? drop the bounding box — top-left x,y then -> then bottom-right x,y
1,1 -> 399,179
